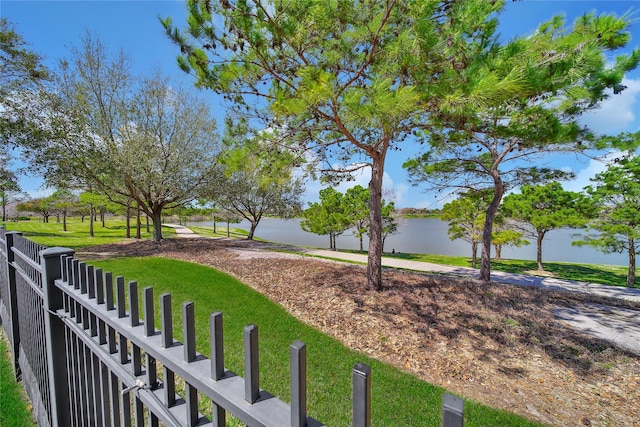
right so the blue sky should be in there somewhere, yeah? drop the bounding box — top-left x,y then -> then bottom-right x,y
3,0 -> 640,208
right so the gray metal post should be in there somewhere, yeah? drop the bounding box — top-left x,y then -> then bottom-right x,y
442,394 -> 464,427
244,324 -> 260,404
3,231 -> 22,379
210,312 -> 226,427
290,340 -> 307,427
352,363 -> 371,427
41,246 -> 75,427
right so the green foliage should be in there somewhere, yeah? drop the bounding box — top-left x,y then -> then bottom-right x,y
404,9 -> 639,281
442,192 -> 487,267
215,122 -> 305,239
0,18 -> 49,95
301,187 -> 350,249
302,186 -> 397,251
162,0 -> 511,289
502,182 -> 592,270
6,36 -> 222,242
575,152 -> 640,286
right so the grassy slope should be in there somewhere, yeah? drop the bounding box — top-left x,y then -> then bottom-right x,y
90,256 -> 542,426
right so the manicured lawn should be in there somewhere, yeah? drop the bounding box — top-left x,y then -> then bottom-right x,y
188,224 -> 253,239
89,256 -> 542,426
387,252 -> 632,287
1,218 -> 176,249
0,332 -> 35,426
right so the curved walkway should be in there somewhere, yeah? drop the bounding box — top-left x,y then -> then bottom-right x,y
164,224 -> 640,354
164,224 -> 640,301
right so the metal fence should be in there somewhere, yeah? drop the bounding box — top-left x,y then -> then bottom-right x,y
0,229 -> 465,426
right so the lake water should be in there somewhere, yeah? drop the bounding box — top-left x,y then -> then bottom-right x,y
187,217 -> 628,267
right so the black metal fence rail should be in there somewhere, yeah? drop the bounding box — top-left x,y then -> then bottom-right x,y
0,229 -> 465,426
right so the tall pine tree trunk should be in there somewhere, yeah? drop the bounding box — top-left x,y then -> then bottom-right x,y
536,231 -> 546,271
628,237 -> 636,287
480,177 -> 505,283
367,150 -> 386,291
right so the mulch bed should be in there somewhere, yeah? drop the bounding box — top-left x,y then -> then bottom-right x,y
79,238 -> 640,427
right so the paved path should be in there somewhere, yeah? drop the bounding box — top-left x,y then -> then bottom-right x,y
164,224 -> 640,354
306,249 -> 640,303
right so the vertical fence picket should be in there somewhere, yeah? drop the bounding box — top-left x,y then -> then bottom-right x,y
40,247 -> 75,427
111,372 -> 121,427
210,311 -> 226,427
160,293 -> 176,407
183,302 -> 199,426
3,232 -> 22,378
105,271 -> 115,311
95,267 -> 104,304
244,324 -> 260,404
291,340 -> 307,427
129,281 -> 139,327
353,362 -> 371,427
442,394 -> 464,427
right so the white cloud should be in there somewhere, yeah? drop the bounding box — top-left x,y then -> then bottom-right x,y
580,78 -> 640,135
561,152 -> 621,193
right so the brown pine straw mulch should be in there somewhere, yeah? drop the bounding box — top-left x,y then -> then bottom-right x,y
80,238 -> 640,427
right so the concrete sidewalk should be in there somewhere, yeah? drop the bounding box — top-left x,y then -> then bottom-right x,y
305,249 -> 640,303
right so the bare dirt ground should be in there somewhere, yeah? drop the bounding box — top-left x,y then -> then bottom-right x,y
80,238 -> 640,427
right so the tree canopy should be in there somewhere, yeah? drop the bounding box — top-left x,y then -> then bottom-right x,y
4,35 -> 222,241
214,122 -> 305,240
301,185 -> 397,251
404,11 -> 640,282
162,0 -> 520,290
575,152 -> 640,287
502,182 -> 592,271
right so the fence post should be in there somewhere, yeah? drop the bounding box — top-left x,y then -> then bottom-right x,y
4,231 -> 22,379
442,394 -> 464,427
353,362 -> 371,427
41,247 -> 75,427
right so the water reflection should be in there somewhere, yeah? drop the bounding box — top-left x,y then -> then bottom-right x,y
187,217 -> 627,266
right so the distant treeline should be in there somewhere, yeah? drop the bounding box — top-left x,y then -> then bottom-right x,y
395,208 -> 441,218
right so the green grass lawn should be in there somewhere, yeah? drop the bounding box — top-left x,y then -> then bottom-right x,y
89,256 -> 542,426
0,333 -> 35,426
386,252 -> 632,287
188,224 -> 254,240
1,218 -> 176,249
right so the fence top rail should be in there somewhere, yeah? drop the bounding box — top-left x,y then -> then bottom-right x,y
14,233 -> 46,264
11,246 -> 43,274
